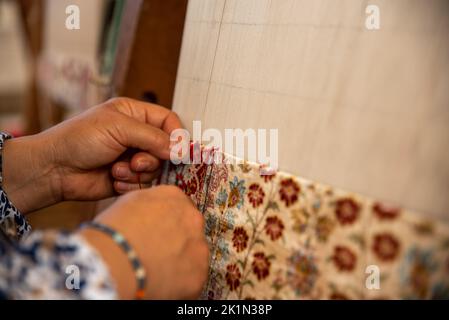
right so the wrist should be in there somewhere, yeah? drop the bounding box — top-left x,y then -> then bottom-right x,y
78,228 -> 136,299
2,134 -> 62,213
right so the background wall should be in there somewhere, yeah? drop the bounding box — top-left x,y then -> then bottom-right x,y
0,0 -> 31,134
173,0 -> 449,220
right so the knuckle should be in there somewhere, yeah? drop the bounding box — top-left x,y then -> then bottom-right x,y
163,185 -> 189,200
159,185 -> 185,197
106,97 -> 131,107
156,185 -> 192,208
191,210 -> 205,231
169,110 -> 181,122
152,131 -> 168,149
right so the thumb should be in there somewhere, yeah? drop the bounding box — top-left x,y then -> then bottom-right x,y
115,114 -> 171,160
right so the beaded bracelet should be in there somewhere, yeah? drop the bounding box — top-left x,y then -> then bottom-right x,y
82,222 -> 146,299
0,132 -> 12,187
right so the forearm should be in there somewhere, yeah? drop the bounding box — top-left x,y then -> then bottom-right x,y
2,134 -> 62,214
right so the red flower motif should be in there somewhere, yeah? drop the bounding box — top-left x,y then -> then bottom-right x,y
372,233 -> 400,261
332,246 -> 357,272
279,178 -> 300,207
373,202 -> 400,220
247,183 -> 265,208
264,216 -> 284,241
195,164 -> 207,189
185,179 -> 198,196
262,174 -> 276,183
252,252 -> 271,280
207,291 -> 214,300
228,188 -> 240,208
175,172 -> 184,181
260,164 -> 276,182
335,198 -> 360,225
232,227 -> 249,252
225,264 -> 242,291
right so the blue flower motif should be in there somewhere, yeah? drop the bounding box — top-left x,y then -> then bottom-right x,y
205,215 -> 218,236
223,210 -> 235,230
228,176 -> 246,209
286,249 -> 318,296
215,188 -> 228,208
399,247 -> 438,299
431,283 -> 449,299
216,237 -> 230,266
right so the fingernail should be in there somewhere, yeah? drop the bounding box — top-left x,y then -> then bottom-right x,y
115,166 -> 127,179
115,181 -> 129,191
136,160 -> 150,172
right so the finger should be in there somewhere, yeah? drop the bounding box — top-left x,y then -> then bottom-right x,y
118,171 -> 160,184
112,163 -> 160,183
114,181 -> 152,194
117,115 -> 171,159
109,98 -> 183,134
129,152 -> 160,172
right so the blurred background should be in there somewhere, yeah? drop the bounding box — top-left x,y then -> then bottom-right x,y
0,0 -> 188,228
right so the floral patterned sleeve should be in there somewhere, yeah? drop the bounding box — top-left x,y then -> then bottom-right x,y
0,132 -> 117,299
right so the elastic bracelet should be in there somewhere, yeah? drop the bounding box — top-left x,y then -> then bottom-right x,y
82,222 -> 146,299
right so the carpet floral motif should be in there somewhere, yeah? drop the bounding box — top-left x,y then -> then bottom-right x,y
158,151 -> 449,300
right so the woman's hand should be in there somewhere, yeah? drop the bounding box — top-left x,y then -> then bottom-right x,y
79,186 -> 210,299
2,97 -> 182,213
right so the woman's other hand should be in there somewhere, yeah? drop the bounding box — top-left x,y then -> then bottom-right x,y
79,186 -> 210,299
